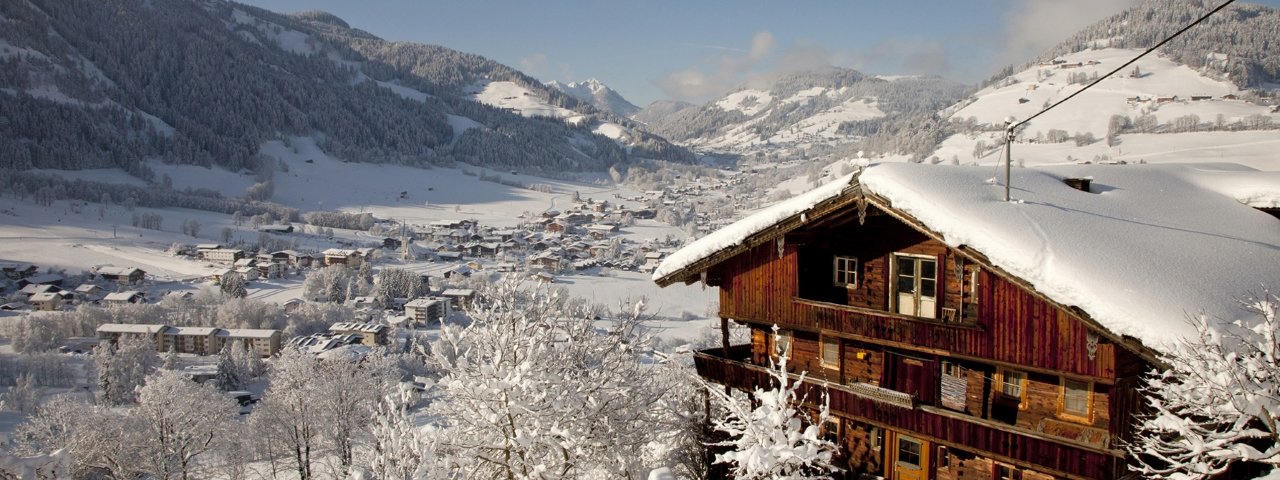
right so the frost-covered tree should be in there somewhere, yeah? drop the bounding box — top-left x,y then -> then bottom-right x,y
706,327 -> 838,479
212,346 -> 244,392
303,265 -> 367,304
1128,291 -> 1280,479
134,369 -> 238,480
363,385 -> 434,479
220,271 -> 248,298
425,279 -> 668,478
95,336 -> 161,405
1,373 -> 39,413
255,348 -> 396,479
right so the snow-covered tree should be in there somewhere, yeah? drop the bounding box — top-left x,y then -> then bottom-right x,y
255,348 -> 396,479
95,336 -> 161,405
134,369 -> 238,480
212,346 -> 244,391
363,385 -> 434,479
1128,291 -> 1280,479
706,326 -> 838,479
220,271 -> 248,298
425,278 -> 668,478
1,373 -> 39,413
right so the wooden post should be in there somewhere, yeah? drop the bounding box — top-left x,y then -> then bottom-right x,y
720,317 -> 731,358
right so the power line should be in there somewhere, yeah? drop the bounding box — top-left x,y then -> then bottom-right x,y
1001,0 -> 1237,201
1012,0 -> 1236,132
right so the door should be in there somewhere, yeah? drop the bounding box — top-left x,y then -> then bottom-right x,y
894,254 -> 938,319
890,432 -> 930,480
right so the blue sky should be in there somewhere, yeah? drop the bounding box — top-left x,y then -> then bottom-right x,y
237,0 -> 1279,106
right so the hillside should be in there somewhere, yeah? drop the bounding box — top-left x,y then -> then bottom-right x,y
638,67 -> 966,163
547,79 -> 640,119
0,0 -> 692,181
914,0 -> 1280,169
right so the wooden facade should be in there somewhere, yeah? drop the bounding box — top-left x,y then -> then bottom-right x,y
675,197 -> 1155,479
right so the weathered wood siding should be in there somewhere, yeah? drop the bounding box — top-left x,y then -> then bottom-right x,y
718,239 -> 1118,379
695,352 -> 1124,479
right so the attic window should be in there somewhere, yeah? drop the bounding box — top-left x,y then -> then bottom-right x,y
1063,177 -> 1093,193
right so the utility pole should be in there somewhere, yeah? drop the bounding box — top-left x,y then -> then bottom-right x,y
1004,117 -> 1016,202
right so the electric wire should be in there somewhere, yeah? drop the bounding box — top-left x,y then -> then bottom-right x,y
1011,0 -> 1237,132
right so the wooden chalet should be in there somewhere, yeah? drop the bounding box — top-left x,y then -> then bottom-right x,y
654,163 -> 1280,480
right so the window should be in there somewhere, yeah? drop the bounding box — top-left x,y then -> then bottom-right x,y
893,254 -> 938,318
833,256 -> 858,287
822,418 -> 840,444
897,436 -> 922,468
941,361 -> 961,377
868,427 -> 882,452
999,368 -> 1027,408
937,446 -> 950,470
995,463 -> 1020,480
773,329 -> 793,359
820,335 -> 840,368
1060,378 -> 1093,421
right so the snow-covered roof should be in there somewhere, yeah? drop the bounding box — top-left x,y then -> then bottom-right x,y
97,323 -> 168,334
219,329 -> 280,339
97,266 -> 142,276
103,291 -> 144,301
652,172 -> 856,281
657,163 -> 1280,352
165,326 -> 220,336
404,298 -> 443,308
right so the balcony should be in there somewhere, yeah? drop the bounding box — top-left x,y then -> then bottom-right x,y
693,346 -> 1119,480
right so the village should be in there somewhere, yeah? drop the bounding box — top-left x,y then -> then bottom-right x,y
0,177 -> 752,360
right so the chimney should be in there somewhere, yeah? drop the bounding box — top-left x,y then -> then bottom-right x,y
1063,177 -> 1092,193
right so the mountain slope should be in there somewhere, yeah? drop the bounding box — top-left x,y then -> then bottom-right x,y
0,0 -> 691,179
640,67 -> 966,162
547,79 -> 640,119
911,0 -> 1280,168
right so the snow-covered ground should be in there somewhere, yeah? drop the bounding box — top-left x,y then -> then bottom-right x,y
936,48 -> 1280,169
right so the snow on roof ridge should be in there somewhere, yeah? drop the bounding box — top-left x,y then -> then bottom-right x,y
652,172 -> 857,281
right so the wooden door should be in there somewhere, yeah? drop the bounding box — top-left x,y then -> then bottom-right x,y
894,254 -> 938,318
889,431 -> 929,480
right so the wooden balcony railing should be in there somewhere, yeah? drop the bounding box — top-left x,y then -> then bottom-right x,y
693,346 -> 1122,480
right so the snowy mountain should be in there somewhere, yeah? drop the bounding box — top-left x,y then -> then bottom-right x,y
631,100 -> 695,127
639,67 -> 966,162
546,79 -> 640,119
910,0 -> 1280,169
0,0 -> 691,179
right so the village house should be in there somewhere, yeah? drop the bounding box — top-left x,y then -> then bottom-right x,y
74,284 -> 103,299
102,291 -> 146,306
28,291 -> 65,311
653,163 -> 1280,480
328,322 -> 388,347
322,248 -> 363,268
1,263 -> 39,280
201,248 -> 245,263
18,273 -> 64,288
94,267 -> 146,285
19,283 -> 59,297
404,297 -> 449,326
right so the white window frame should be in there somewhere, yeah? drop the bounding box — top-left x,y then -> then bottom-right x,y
891,253 -> 939,318
833,255 -> 858,287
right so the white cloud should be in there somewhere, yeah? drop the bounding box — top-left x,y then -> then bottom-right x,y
519,53 -> 573,81
656,30 -> 778,102
999,0 -> 1140,64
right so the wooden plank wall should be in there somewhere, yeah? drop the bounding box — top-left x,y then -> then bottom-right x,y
695,354 -> 1123,479
719,240 -> 1120,380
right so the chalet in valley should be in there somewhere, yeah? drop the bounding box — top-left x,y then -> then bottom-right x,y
654,163 -> 1280,479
